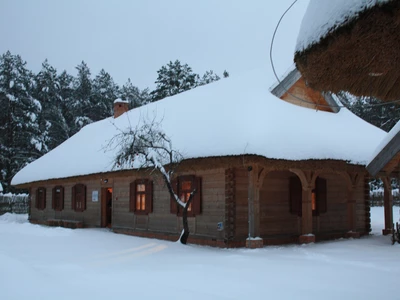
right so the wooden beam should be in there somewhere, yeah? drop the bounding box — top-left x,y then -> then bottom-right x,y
367,130 -> 400,177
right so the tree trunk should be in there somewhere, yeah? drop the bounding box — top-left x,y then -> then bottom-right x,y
180,192 -> 195,245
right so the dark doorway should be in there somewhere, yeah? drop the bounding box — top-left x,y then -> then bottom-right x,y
101,188 -> 113,228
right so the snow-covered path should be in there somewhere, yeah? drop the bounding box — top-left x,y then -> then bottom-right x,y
1,208 -> 399,300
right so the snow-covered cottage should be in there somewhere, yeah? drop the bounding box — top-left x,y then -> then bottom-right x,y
12,68 -> 385,248
294,0 -> 400,102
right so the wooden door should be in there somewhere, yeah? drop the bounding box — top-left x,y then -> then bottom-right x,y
101,188 -> 113,228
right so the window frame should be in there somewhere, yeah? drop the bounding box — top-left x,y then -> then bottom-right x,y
129,179 -> 153,215
170,175 -> 202,217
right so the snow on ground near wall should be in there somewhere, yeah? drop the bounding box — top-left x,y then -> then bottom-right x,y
296,0 -> 391,52
1,208 -> 399,300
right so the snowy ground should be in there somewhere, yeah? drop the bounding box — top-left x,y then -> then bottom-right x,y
1,208 -> 399,300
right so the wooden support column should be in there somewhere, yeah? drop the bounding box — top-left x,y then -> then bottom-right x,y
301,188 -> 313,235
246,165 -> 264,248
344,172 -> 361,238
290,169 -> 316,244
382,176 -> 393,235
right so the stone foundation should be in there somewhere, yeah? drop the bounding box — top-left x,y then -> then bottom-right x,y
382,229 -> 393,235
246,238 -> 264,249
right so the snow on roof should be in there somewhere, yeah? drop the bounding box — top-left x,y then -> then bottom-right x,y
11,68 -> 385,186
296,0 -> 391,52
113,98 -> 129,104
368,120 -> 400,165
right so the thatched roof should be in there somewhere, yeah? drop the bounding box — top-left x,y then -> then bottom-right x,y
294,0 -> 400,102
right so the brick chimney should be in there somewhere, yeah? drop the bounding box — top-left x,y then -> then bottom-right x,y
113,98 -> 129,118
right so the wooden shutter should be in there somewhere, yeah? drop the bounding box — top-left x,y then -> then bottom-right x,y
129,181 -> 136,212
192,176 -> 202,216
71,185 -> 76,210
52,187 -> 56,210
82,185 -> 87,211
145,180 -> 153,214
42,188 -> 46,210
36,188 -> 45,210
289,177 -> 302,217
170,178 -> 178,214
316,177 -> 327,214
59,186 -> 64,211
35,189 -> 39,209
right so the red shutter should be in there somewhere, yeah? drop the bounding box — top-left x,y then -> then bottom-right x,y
52,187 -> 56,210
289,177 -> 302,217
145,180 -> 153,214
129,181 -> 136,212
72,185 -> 76,211
316,177 -> 327,214
170,178 -> 178,214
192,177 -> 202,216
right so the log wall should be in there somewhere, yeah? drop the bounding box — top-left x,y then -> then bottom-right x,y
259,171 -> 299,237
30,168 -> 226,242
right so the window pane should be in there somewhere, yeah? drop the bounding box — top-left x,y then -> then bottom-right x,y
312,191 -> 316,211
137,184 -> 145,192
136,194 -> 145,211
136,194 -> 141,210
141,195 -> 146,211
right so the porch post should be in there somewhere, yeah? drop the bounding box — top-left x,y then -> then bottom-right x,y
382,176 -> 393,235
246,165 -> 263,248
299,187 -> 315,243
346,188 -> 360,238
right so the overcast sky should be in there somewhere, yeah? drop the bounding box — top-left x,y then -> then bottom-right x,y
0,0 -> 309,89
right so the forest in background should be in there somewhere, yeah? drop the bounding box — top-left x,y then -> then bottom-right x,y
0,50 -> 398,193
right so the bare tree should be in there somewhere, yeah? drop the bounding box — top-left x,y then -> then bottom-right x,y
108,117 -> 197,244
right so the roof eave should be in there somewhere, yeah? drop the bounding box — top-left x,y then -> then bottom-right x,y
367,131 -> 400,177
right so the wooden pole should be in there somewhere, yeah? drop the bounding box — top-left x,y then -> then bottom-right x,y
248,166 -> 255,238
301,188 -> 313,235
382,176 -> 393,235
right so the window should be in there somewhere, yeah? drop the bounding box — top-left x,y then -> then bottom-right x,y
289,176 -> 327,216
35,187 -> 46,210
72,184 -> 86,212
170,175 -> 202,216
130,179 -> 153,215
52,186 -> 64,211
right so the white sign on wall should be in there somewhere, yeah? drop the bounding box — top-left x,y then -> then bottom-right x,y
92,190 -> 99,202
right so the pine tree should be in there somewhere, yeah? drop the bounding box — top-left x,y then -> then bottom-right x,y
34,60 -> 69,151
0,51 -> 41,192
58,70 -> 75,136
91,69 -> 120,120
150,60 -> 198,101
197,70 -> 221,86
71,61 -> 93,132
121,79 -> 151,108
338,92 -> 400,132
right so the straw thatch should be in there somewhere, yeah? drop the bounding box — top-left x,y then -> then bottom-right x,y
294,1 -> 400,102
